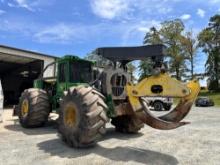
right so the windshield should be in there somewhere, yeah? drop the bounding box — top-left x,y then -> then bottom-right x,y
69,61 -> 92,83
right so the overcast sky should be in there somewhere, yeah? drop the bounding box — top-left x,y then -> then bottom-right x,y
0,0 -> 220,85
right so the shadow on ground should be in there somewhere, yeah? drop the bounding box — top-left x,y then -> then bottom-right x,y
37,138 -> 178,165
101,127 -> 144,141
4,116 -> 178,164
4,118 -> 57,135
4,117 -> 144,139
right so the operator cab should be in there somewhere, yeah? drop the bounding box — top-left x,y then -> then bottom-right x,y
36,56 -> 93,85
33,55 -> 94,110
67,60 -> 92,83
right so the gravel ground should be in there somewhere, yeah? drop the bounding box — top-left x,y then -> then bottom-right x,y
0,106 -> 220,165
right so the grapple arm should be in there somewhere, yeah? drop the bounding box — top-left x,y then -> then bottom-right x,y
126,73 -> 200,130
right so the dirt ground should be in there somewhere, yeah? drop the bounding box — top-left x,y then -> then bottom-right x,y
0,107 -> 220,165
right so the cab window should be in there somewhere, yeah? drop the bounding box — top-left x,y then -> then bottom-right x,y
59,63 -> 66,82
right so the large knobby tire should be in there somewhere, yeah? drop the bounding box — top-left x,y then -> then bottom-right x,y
58,86 -> 109,148
111,115 -> 144,133
18,88 -> 50,128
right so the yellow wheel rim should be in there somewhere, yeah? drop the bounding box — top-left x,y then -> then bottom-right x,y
21,99 -> 29,117
64,103 -> 77,127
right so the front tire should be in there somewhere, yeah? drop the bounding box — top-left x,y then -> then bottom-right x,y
59,86 -> 108,148
18,88 -> 50,128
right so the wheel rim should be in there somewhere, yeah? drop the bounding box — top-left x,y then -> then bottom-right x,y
64,103 -> 77,127
21,99 -> 29,117
155,103 -> 162,111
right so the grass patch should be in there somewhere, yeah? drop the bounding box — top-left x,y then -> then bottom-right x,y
199,90 -> 220,107
173,90 -> 220,107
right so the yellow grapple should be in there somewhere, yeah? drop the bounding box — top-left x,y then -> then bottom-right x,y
126,73 -> 200,130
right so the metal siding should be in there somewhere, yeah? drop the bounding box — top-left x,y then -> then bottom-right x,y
0,46 -> 56,77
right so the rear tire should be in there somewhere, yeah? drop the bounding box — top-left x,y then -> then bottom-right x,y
111,115 -> 144,133
18,88 -> 50,128
58,86 -> 108,148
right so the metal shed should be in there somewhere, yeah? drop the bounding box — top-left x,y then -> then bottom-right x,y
0,45 -> 56,106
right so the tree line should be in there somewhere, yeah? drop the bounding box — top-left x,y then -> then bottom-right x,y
85,14 -> 220,91
139,14 -> 220,91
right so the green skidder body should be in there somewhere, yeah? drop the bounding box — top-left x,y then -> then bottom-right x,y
16,45 -> 196,148
16,54 -> 117,147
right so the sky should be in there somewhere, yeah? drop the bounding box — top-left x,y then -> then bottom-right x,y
0,0 -> 220,85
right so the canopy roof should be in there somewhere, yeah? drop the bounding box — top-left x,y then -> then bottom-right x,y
96,44 -> 166,64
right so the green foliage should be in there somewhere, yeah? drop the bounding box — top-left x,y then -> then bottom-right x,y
142,20 -> 191,81
199,90 -> 220,107
181,31 -> 198,79
198,14 -> 220,91
138,59 -> 154,81
143,27 -> 162,45
208,80 -> 220,91
141,20 -> 190,81
127,62 -> 137,82
139,27 -> 160,81
159,19 -> 187,80
141,19 -> 206,81
84,50 -> 111,67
